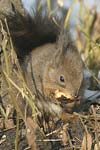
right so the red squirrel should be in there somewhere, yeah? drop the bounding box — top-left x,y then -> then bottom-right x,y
1,0 -> 84,119
24,33 -> 83,116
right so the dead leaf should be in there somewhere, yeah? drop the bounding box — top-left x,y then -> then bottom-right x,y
26,117 -> 37,150
59,124 -> 68,146
94,142 -> 100,150
81,132 -> 92,150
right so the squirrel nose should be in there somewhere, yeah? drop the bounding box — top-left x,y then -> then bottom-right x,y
74,94 -> 78,98
71,91 -> 79,99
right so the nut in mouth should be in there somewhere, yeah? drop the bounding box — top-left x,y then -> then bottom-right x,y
54,89 -> 80,104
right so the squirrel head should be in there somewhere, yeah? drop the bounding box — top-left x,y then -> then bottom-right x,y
43,33 -> 83,101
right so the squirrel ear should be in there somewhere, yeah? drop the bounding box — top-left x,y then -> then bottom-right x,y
54,48 -> 63,66
53,31 -> 69,65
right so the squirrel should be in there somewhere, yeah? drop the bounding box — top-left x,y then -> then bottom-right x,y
1,0 -> 84,119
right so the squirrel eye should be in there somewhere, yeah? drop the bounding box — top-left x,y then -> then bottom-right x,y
60,75 -> 65,82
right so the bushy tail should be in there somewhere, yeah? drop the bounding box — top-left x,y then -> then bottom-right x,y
1,2 -> 66,60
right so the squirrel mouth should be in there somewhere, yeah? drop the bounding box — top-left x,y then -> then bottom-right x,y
44,88 -> 80,105
57,95 -> 80,104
